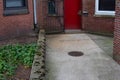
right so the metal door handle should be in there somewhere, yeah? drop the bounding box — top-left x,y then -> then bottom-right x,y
78,10 -> 88,16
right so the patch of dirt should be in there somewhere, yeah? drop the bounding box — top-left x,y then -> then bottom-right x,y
0,36 -> 37,46
10,65 -> 31,80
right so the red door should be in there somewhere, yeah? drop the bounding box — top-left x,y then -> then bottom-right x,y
64,0 -> 81,29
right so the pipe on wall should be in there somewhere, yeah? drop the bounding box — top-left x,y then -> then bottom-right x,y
33,0 -> 37,25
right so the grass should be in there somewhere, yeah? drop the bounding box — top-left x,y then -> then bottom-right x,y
0,43 -> 38,80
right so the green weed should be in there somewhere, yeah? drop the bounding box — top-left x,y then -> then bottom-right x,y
0,43 -> 38,79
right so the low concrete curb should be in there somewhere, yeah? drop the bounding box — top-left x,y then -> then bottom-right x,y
30,29 -> 46,80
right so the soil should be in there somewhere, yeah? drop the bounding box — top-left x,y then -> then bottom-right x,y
0,36 -> 37,46
0,36 -> 37,80
10,65 -> 31,80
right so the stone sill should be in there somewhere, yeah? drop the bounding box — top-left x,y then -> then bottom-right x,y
94,14 -> 115,18
47,14 -> 63,17
3,8 -> 29,16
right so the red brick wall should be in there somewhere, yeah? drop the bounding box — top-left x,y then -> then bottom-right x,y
36,0 -> 64,33
114,0 -> 120,64
0,0 -> 34,40
82,0 -> 114,34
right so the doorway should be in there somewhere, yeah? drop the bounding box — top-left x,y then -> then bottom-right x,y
64,0 -> 82,30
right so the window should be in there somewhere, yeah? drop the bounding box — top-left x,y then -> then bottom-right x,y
95,0 -> 115,16
5,0 -> 26,8
4,0 -> 28,16
48,0 -> 56,15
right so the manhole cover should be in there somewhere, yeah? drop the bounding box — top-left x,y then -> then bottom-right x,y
68,51 -> 84,57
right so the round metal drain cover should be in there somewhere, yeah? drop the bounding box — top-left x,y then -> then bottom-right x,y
68,51 -> 84,57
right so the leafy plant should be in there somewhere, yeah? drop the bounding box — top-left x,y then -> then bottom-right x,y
0,43 -> 38,79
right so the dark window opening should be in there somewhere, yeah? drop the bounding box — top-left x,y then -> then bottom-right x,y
48,0 -> 56,14
99,0 -> 115,11
4,0 -> 29,16
5,0 -> 26,8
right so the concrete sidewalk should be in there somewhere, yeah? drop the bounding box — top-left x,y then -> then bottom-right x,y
45,33 -> 120,80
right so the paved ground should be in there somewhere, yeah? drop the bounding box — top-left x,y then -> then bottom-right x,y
45,33 -> 120,80
87,34 -> 113,57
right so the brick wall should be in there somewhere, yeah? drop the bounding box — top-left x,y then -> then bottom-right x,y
36,0 -> 64,33
0,0 -> 34,40
36,0 -> 114,34
114,0 -> 120,64
82,0 -> 114,34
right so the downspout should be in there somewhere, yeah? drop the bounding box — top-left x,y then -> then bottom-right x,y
33,0 -> 37,27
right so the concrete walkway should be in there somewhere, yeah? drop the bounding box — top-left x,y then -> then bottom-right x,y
45,33 -> 120,80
